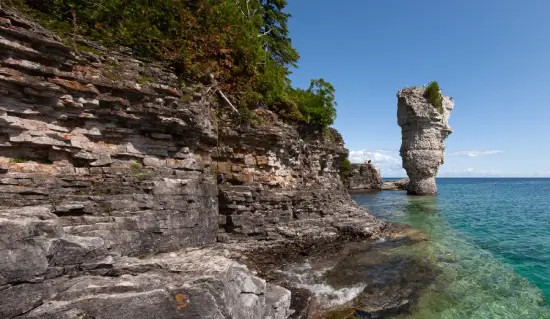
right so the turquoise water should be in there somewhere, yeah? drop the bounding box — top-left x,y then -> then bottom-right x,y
352,178 -> 550,318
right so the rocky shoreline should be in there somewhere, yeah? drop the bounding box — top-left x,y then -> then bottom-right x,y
235,223 -> 433,319
0,6 -> 437,319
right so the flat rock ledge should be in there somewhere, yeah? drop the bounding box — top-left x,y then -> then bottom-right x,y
1,233 -> 292,319
0,203 -> 389,319
381,178 -> 409,191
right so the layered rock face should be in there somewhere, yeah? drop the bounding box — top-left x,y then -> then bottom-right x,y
347,163 -> 383,190
216,114 -> 385,241
0,7 -> 387,318
0,8 -> 291,318
397,87 -> 454,195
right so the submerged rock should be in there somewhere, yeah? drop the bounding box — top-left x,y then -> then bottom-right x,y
240,225 -> 434,319
397,86 -> 454,195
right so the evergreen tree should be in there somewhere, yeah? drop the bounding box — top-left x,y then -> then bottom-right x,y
15,0 -> 337,127
259,0 -> 299,68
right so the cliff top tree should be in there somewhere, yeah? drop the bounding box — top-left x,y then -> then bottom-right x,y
15,0 -> 336,127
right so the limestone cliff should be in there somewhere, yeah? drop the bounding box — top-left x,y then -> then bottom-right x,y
215,117 -> 384,241
0,7 -> 386,318
0,7 -> 292,318
397,86 -> 454,195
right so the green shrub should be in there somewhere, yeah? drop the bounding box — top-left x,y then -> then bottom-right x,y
291,78 -> 337,127
339,157 -> 351,179
424,81 -> 444,113
12,0 -> 338,128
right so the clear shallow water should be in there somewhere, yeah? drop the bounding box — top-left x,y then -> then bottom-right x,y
353,178 -> 550,318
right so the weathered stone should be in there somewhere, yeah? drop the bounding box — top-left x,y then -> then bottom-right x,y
216,161 -> 231,174
0,206 -> 61,285
256,155 -> 269,166
89,153 -> 113,166
265,284 -> 293,319
347,163 -> 383,190
74,167 -> 90,174
397,87 -> 454,195
151,133 -> 172,140
17,248 -> 290,319
49,77 -> 100,95
381,178 -> 409,190
0,17 -> 11,26
0,283 -> 46,319
143,156 -> 164,167
244,154 -> 256,166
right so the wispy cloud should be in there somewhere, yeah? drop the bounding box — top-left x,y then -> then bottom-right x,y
349,150 -> 406,177
449,150 -> 503,157
438,168 -> 503,177
438,168 -> 550,177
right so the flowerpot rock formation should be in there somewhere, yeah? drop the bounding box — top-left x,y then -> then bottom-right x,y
397,87 -> 454,195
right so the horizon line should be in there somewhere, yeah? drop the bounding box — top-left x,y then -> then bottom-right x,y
384,176 -> 550,179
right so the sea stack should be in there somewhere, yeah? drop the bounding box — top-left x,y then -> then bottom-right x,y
397,83 -> 454,195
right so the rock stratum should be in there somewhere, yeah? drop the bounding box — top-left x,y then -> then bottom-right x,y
0,7 -> 390,318
397,87 -> 454,195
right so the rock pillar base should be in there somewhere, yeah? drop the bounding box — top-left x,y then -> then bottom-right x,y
407,177 -> 437,196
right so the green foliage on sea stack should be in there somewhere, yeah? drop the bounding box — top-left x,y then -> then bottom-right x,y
15,0 -> 337,127
424,81 -> 444,113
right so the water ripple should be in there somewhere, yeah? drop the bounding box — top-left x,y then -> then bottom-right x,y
353,178 -> 550,318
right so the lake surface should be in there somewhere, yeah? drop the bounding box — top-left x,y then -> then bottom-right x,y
352,178 -> 550,318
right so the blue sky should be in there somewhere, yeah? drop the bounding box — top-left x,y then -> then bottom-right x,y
286,0 -> 550,177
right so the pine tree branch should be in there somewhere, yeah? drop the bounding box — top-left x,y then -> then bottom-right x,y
246,0 -> 251,18
234,0 -> 247,18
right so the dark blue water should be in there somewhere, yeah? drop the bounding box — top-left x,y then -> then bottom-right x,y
352,178 -> 550,318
